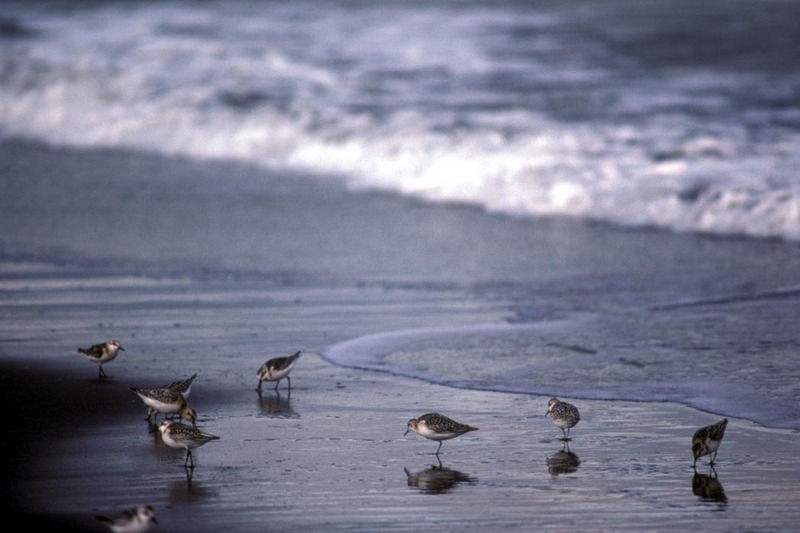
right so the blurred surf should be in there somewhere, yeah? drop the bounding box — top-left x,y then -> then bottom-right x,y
1,0 -> 799,240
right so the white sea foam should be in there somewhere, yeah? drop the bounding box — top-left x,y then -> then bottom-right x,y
1,0 -> 799,240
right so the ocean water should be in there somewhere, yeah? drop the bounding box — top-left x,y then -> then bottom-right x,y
2,0 -> 799,239
2,0 -> 800,433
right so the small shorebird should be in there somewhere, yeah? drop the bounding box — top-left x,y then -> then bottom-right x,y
77,340 -> 124,379
146,373 -> 198,419
158,419 -> 220,468
96,505 -> 158,533
405,413 -> 478,455
257,351 -> 301,392
130,387 -> 196,427
692,418 -> 728,467
546,398 -> 581,441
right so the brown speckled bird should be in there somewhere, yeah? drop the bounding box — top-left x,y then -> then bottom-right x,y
692,418 -> 728,467
405,413 -> 478,455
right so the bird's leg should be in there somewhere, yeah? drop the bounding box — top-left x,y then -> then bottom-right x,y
435,441 -> 443,455
257,379 -> 262,393
287,376 -> 292,391
184,450 -> 194,468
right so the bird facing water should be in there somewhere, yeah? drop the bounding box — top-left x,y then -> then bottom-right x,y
692,418 -> 728,467
404,413 -> 478,455
546,398 -> 581,441
77,340 -> 124,379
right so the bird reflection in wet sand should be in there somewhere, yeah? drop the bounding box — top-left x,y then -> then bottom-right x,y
546,442 -> 581,475
182,463 -> 196,484
692,466 -> 727,503
404,461 -> 478,494
257,388 -> 295,417
170,470 -> 213,498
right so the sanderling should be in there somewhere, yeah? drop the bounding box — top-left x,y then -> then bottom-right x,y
130,387 -> 196,426
404,413 -> 478,455
546,398 -> 581,441
158,419 -> 220,468
257,350 -> 301,392
96,504 -> 158,533
146,373 -> 198,419
692,418 -> 728,467
77,340 -> 124,379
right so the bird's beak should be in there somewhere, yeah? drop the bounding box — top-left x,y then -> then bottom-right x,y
544,410 -> 549,416
152,518 -> 159,524
404,429 -> 410,436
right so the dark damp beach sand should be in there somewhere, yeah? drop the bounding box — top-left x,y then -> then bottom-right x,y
2,140 -> 800,531
2,274 -> 800,533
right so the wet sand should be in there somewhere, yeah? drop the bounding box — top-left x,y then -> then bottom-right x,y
2,138 -> 800,531
2,267 -> 800,532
